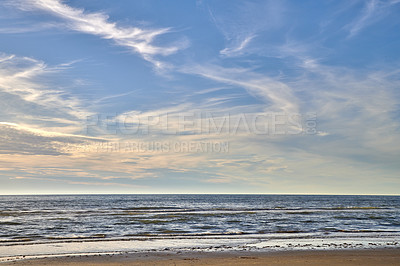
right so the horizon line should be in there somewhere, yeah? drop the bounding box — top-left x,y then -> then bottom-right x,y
0,193 -> 399,196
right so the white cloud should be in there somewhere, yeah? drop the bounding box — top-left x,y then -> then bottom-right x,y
12,0 -> 185,67
296,58 -> 400,158
183,64 -> 299,114
0,52 -> 91,132
0,122 -> 104,155
220,35 -> 256,57
347,0 -> 378,37
345,0 -> 400,38
9,176 -> 143,188
0,21 -> 58,33
205,0 -> 284,57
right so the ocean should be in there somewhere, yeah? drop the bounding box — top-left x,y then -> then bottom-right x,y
0,194 -> 399,260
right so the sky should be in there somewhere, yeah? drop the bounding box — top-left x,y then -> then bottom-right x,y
0,0 -> 399,195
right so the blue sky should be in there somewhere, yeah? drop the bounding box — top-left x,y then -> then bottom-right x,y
0,0 -> 399,194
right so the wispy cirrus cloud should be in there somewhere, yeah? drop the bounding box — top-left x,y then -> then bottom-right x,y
204,0 -> 284,57
0,21 -> 58,33
10,0 -> 186,67
0,122 -> 106,156
345,0 -> 400,38
183,64 -> 299,114
0,52 -> 91,132
219,35 -> 256,57
298,58 -> 400,158
9,176 -> 143,188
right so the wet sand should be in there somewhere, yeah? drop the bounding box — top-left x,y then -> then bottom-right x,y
2,249 -> 400,265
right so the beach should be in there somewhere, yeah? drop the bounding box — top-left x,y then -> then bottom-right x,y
2,249 -> 400,265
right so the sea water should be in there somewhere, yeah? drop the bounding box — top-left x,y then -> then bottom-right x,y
0,194 -> 399,259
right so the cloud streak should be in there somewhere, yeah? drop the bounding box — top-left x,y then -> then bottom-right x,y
220,35 -> 256,57
0,122 -> 105,156
183,64 -> 299,114
13,0 -> 184,67
0,52 -> 91,132
205,0 -> 284,57
345,0 -> 400,38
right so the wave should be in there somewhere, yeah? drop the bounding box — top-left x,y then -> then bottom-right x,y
2,230 -> 400,248
1,206 -> 392,219
327,207 -> 386,210
321,227 -> 399,233
0,221 -> 22,225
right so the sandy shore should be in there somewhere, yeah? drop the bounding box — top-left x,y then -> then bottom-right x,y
2,249 -> 400,266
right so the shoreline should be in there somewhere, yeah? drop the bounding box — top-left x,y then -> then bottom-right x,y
2,248 -> 400,265
1,234 -> 399,264
1,234 -> 398,258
